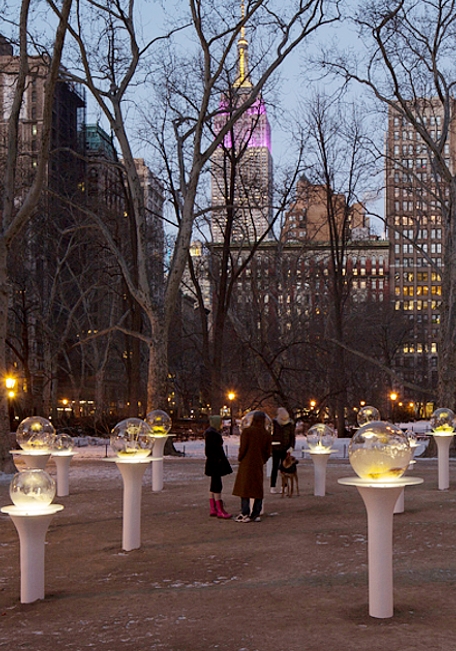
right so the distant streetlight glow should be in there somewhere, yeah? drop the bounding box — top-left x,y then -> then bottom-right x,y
228,392 -> 235,436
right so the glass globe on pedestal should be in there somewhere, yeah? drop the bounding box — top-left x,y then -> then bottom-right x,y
110,418 -> 154,458
357,406 -> 380,427
144,410 -> 172,437
430,407 -> 455,433
241,411 -> 272,433
10,469 -> 56,510
348,421 -> 412,481
16,416 -> 55,452
52,433 -> 75,454
306,423 -> 336,453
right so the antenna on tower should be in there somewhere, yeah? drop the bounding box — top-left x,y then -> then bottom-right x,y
234,0 -> 252,88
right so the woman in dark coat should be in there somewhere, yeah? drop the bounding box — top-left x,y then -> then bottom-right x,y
205,415 -> 232,519
232,411 -> 271,523
270,407 -> 295,493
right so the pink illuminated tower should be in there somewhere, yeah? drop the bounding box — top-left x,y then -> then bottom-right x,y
211,2 -> 273,244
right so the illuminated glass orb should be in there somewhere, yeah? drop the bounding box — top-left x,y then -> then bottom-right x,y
357,405 -> 380,427
348,420 -> 412,481
10,469 -> 56,510
306,423 -> 336,453
241,411 -> 272,433
430,407 -> 455,433
145,410 -> 172,437
405,429 -> 419,448
16,416 -> 55,452
110,418 -> 154,458
53,433 -> 75,453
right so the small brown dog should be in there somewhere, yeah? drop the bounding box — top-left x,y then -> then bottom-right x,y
280,453 -> 299,497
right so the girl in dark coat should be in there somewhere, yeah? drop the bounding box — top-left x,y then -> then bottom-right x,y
205,415 -> 232,519
232,411 -> 271,522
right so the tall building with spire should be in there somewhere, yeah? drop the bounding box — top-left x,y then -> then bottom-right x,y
211,2 -> 273,244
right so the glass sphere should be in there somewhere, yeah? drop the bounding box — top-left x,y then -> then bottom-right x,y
306,423 -> 336,452
348,420 -> 412,481
53,433 -> 75,453
405,429 -> 418,448
110,418 -> 154,458
16,416 -> 55,452
357,406 -> 380,427
430,407 -> 455,433
145,410 -> 172,437
10,469 -> 56,510
241,411 -> 272,433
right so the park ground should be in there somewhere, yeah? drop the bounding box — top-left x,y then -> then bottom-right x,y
0,451 -> 456,651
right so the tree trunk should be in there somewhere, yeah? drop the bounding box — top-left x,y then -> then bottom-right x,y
0,239 -> 16,471
438,182 -> 456,410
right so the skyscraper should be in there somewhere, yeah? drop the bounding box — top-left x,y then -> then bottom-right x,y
385,100 -> 450,399
211,2 -> 273,244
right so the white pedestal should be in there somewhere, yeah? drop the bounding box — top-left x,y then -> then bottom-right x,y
1,504 -> 63,603
51,453 -> 75,496
393,489 -> 404,514
10,450 -> 51,470
338,476 -> 423,618
394,460 -> 416,514
309,451 -> 333,496
105,458 -> 151,551
150,436 -> 169,492
433,434 -> 454,490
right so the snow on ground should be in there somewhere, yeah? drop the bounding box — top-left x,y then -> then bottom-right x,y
0,433 -> 431,485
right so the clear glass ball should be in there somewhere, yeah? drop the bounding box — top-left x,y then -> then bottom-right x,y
110,418 -> 154,458
10,469 -> 56,510
144,410 -> 172,437
405,429 -> 418,448
430,407 -> 455,433
241,411 -> 272,433
357,405 -> 380,427
16,416 -> 55,452
306,423 -> 336,452
348,420 -> 412,480
53,433 -> 75,453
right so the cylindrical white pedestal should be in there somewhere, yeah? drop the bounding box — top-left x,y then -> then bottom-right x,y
338,477 -> 423,618
309,452 -> 332,496
151,437 -> 168,492
106,458 -> 151,551
393,489 -> 404,514
1,504 -> 63,603
11,451 -> 51,470
51,453 -> 75,496
433,434 -> 453,490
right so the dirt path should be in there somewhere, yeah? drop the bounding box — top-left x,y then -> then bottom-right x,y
0,456 -> 455,650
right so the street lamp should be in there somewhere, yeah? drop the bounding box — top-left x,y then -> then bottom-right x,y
389,391 -> 398,422
5,377 -> 16,432
228,392 -> 235,436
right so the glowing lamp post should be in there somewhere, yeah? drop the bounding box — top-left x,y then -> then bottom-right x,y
5,376 -> 16,431
306,423 -> 336,496
228,392 -> 235,436
430,407 -> 455,491
389,392 -> 398,422
145,410 -> 173,492
339,421 -> 423,618
1,469 -> 63,603
11,416 -> 55,471
106,418 -> 154,551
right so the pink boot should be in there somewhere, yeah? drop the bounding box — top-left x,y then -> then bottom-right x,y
209,498 -> 217,517
215,500 -> 232,519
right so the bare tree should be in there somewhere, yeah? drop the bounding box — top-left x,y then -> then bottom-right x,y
0,0 -> 73,470
47,0 -> 340,412
321,0 -> 456,408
